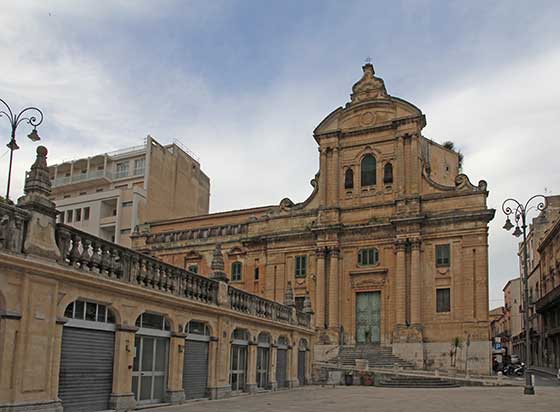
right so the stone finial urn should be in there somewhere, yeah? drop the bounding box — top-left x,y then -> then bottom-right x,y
284,281 -> 295,307
209,243 -> 228,282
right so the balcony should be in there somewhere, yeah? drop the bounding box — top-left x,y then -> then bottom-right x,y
52,169 -> 112,188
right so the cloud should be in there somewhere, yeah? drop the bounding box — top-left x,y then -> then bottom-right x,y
2,1 -> 560,308
422,49 -> 560,308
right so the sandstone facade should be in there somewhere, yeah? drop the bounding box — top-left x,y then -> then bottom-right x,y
133,63 -> 495,373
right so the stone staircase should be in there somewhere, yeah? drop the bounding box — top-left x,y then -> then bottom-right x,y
332,345 -> 415,369
379,375 -> 459,388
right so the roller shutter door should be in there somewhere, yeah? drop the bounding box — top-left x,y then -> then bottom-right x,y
297,351 -> 306,386
58,327 -> 114,412
183,340 -> 209,399
276,349 -> 288,388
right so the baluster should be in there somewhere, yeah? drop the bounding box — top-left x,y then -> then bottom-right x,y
69,233 -> 81,267
89,240 -> 101,273
55,226 -> 72,264
79,238 -> 92,270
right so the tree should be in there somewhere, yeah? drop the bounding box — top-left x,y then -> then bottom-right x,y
442,141 -> 464,172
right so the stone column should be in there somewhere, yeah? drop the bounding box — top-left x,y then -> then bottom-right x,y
327,247 -> 339,330
109,325 -> 138,411
165,333 -> 186,404
314,248 -> 326,329
410,239 -> 422,325
395,240 -> 407,326
269,345 -> 278,391
246,342 -> 258,393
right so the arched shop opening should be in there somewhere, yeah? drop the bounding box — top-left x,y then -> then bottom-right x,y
230,328 -> 249,393
183,320 -> 210,400
275,336 -> 289,389
58,299 -> 116,412
132,312 -> 171,406
256,333 -> 271,389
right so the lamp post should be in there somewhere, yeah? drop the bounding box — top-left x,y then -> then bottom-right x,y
502,194 -> 546,395
0,98 -> 44,200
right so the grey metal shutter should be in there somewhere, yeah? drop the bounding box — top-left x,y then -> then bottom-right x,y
58,327 -> 115,412
276,349 -> 288,388
183,340 -> 209,399
297,351 -> 306,385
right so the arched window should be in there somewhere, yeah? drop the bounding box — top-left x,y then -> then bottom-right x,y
231,261 -> 242,282
383,162 -> 393,184
64,299 -> 116,323
135,312 -> 171,331
361,155 -> 376,187
185,320 -> 210,336
344,168 -> 354,189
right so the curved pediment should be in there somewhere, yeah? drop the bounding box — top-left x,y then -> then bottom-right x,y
314,63 -> 424,137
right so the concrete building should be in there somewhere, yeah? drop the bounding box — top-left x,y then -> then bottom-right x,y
0,147 -> 313,412
132,63 -> 495,374
48,136 -> 210,247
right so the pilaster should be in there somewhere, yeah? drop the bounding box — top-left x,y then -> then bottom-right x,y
246,342 -> 258,394
327,247 -> 339,330
410,238 -> 422,325
269,345 -> 278,391
394,240 -> 407,326
165,333 -> 186,404
314,248 -> 326,329
109,325 -> 138,412
319,147 -> 328,206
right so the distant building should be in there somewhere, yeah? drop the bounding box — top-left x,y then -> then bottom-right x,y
503,278 -> 522,358
515,195 -> 560,365
48,136 -> 210,246
535,209 -> 560,370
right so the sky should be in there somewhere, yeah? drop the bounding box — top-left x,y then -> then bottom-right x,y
1,0 -> 560,309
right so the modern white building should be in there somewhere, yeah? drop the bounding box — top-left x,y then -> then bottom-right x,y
48,136 -> 210,246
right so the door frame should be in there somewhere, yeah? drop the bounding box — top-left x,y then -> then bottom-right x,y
132,331 -> 170,405
354,290 -> 382,345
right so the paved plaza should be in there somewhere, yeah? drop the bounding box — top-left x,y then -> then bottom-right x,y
151,385 -> 560,412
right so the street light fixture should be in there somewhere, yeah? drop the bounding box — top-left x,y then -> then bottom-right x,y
0,98 -> 44,200
502,194 -> 546,395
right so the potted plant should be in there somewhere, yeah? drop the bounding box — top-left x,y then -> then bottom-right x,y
359,371 -> 375,386
344,371 -> 353,386
448,336 -> 463,377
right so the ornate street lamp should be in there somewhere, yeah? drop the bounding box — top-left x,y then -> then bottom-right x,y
0,98 -> 44,200
502,194 -> 546,395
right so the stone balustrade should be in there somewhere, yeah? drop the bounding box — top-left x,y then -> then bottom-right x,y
0,201 -> 29,253
55,223 -> 311,327
144,223 -> 247,244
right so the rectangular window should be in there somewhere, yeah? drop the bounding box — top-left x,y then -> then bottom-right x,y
295,255 -> 307,278
435,244 -> 451,267
79,191 -> 87,196
254,266 -> 260,281
115,162 -> 129,178
436,288 -> 451,313
122,201 -> 133,208
75,208 -> 82,222
96,188 -> 104,192
187,264 -> 198,274
231,261 -> 242,282
83,207 -> 90,220
65,209 -> 73,223
134,158 -> 145,175
295,297 -> 305,312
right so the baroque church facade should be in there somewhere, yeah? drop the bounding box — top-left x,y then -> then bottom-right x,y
132,63 -> 495,373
